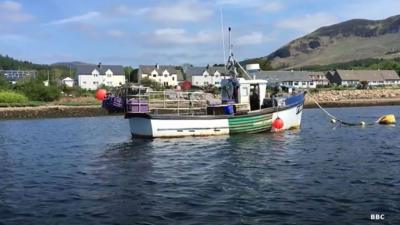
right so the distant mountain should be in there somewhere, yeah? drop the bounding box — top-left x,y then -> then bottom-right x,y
254,15 -> 400,69
51,61 -> 94,68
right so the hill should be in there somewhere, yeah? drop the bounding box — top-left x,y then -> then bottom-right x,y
257,15 -> 400,69
52,61 -> 94,68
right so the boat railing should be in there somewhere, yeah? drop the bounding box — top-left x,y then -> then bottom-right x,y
126,90 -> 209,115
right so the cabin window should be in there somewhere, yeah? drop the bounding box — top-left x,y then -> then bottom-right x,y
242,87 -> 249,96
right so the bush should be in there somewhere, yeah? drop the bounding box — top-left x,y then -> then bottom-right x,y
16,82 -> 61,102
202,84 -> 219,95
0,91 -> 28,103
0,76 -> 10,90
140,77 -> 165,91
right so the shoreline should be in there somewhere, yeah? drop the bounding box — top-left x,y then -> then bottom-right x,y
0,99 -> 399,120
304,98 -> 400,108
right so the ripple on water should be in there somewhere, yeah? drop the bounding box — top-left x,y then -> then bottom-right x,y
0,108 -> 399,224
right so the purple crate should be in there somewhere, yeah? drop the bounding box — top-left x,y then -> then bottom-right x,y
127,99 -> 149,113
112,97 -> 124,108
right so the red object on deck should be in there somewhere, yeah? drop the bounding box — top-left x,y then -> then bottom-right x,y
272,117 -> 284,129
180,80 -> 192,91
95,89 -> 107,101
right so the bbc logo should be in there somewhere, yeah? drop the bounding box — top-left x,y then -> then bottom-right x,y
370,214 -> 384,220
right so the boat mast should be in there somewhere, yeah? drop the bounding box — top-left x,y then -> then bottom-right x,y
220,7 -> 226,65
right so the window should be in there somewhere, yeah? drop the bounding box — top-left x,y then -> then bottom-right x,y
83,81 -> 86,84
288,81 -> 293,86
204,81 -> 209,85
164,74 -> 168,77
215,81 -> 219,85
204,75 -> 208,78
302,82 -> 306,86
215,75 -> 219,78
242,87 -> 249,96
294,82 -> 299,86
172,77 -> 175,81
153,74 -> 156,78
310,82 -> 314,86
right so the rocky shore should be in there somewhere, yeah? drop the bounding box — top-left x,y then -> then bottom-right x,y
1,89 -> 399,120
304,89 -> 400,108
0,105 -> 111,120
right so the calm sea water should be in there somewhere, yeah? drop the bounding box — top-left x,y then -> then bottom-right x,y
0,106 -> 400,225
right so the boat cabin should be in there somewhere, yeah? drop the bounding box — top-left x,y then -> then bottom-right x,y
221,78 -> 267,112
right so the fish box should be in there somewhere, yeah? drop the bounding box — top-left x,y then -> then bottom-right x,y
127,99 -> 149,113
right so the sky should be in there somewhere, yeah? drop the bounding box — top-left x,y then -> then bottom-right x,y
0,0 -> 400,67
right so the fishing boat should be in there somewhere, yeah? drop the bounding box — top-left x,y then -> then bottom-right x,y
103,28 -> 306,138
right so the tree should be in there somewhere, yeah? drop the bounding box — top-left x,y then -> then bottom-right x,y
140,77 -> 164,91
0,76 -> 10,90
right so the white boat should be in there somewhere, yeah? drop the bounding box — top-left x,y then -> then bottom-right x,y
123,78 -> 305,138
105,28 -> 306,138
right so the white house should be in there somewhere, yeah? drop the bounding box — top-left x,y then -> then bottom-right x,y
62,77 -> 75,88
186,66 -> 229,87
138,65 -> 183,87
76,64 -> 125,90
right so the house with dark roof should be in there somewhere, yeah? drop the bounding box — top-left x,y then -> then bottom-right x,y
328,70 -> 400,86
138,64 -> 183,87
253,71 -> 317,89
186,66 -> 228,87
76,63 -> 125,90
0,70 -> 36,84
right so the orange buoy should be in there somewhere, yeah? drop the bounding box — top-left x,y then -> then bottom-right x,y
272,117 -> 284,129
95,89 -> 107,101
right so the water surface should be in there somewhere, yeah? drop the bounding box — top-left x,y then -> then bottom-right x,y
0,106 -> 399,224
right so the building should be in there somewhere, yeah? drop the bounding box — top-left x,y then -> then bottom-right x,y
308,71 -> 329,86
76,64 -> 125,90
138,65 -> 183,87
328,70 -> 400,86
186,66 -> 229,87
0,70 -> 36,84
61,77 -> 74,88
253,70 -> 317,89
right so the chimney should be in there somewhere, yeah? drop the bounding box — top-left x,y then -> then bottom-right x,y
98,62 -> 102,69
155,63 -> 159,70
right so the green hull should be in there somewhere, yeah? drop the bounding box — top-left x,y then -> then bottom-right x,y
228,113 -> 273,134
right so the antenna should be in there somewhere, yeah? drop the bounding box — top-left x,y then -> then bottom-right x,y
228,27 -> 232,57
220,7 -> 226,64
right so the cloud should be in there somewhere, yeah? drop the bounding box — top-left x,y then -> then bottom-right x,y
149,28 -> 217,45
0,0 -> 33,22
149,1 -> 213,22
111,4 -> 150,16
235,32 -> 272,46
47,11 -> 100,25
277,12 -> 339,33
218,0 -> 284,12
258,2 -> 284,12
107,29 -> 124,38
